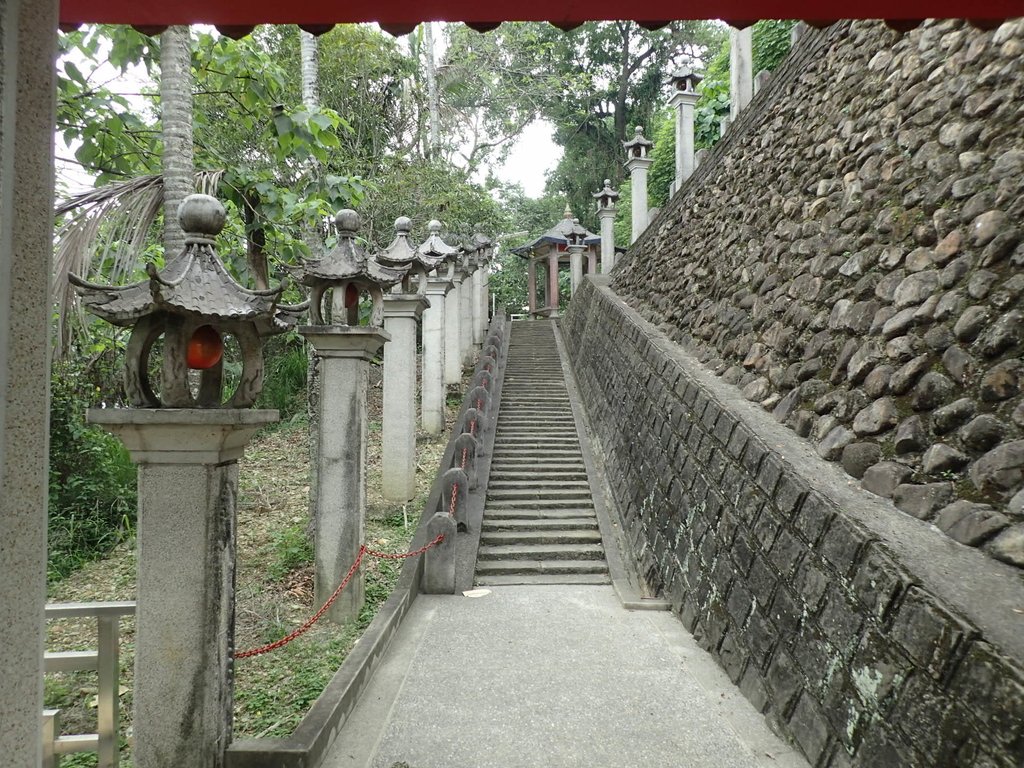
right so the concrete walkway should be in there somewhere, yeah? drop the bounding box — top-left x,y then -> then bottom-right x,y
322,585 -> 808,768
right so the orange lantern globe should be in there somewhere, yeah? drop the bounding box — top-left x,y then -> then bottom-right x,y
344,283 -> 360,308
187,325 -> 224,369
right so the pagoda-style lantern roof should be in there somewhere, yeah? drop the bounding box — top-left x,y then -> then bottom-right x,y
293,209 -> 405,326
669,66 -> 702,94
418,219 -> 460,281
470,232 -> 494,264
376,216 -> 443,293
623,125 -> 653,159
593,179 -> 620,210
68,193 -> 304,408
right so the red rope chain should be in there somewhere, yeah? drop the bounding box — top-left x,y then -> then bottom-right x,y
236,534 -> 444,659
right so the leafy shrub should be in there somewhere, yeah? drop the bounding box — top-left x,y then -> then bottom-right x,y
257,331 -> 308,421
48,359 -> 137,582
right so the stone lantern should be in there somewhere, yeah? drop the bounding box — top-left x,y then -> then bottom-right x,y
624,125 -> 654,244
375,217 -> 437,502
435,227 -> 468,387
293,208 -> 404,623
566,217 -> 589,297
419,221 -> 460,433
70,193 -> 302,408
593,179 -> 619,273
668,67 -> 702,191
470,232 -> 493,345
71,193 -> 291,767
456,238 -> 480,367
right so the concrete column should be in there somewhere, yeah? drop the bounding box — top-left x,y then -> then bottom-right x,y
670,90 -> 699,186
587,248 -> 597,275
460,266 -> 476,366
599,210 -> 616,273
299,327 -> 389,623
568,245 -> 585,297
88,409 -> 277,768
730,26 -> 753,119
0,2 -> 56,763
547,252 -> 560,316
473,264 -> 488,344
444,273 -> 463,384
527,258 -> 537,314
625,156 -> 653,244
422,277 -> 452,434
382,295 -> 428,502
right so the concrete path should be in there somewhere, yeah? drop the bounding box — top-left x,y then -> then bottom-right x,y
322,585 -> 808,768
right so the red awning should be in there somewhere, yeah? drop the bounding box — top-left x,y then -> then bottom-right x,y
58,0 -> 1022,35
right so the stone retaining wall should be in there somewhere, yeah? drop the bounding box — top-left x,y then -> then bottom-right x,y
563,277 -> 1024,767
612,19 -> 1024,567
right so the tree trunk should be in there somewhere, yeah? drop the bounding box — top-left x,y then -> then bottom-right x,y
300,30 -> 320,109
424,22 -> 440,158
243,192 -> 268,290
160,26 -> 194,260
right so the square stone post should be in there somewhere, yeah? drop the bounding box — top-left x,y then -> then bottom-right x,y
300,327 -> 389,622
568,244 -> 585,297
460,265 -> 476,366
527,257 -> 537,314
730,26 -> 753,119
547,251 -> 560,316
382,295 -> 429,501
599,209 -> 617,273
422,277 -> 452,434
587,248 -> 597,275
444,272 -> 463,385
0,1 -> 57,763
669,71 -> 701,188
473,265 -> 487,344
88,408 -> 277,768
624,127 -> 653,245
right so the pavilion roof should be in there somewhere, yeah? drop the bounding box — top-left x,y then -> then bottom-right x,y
511,209 -> 601,257
57,0 -> 1014,38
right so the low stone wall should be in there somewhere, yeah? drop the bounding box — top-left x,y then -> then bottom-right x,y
613,18 -> 1024,568
563,277 -> 1024,768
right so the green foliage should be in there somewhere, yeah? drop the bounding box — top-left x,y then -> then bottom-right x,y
753,20 -> 797,73
267,522 -> 314,583
256,332 -> 309,422
647,111 -> 676,209
48,358 -> 137,583
613,178 -> 632,248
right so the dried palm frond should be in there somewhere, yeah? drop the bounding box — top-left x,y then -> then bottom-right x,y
53,169 -> 224,357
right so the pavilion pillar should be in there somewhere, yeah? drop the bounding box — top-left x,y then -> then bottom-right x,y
300,327 -> 389,622
88,410 -> 276,768
383,295 -> 428,502
460,264 -> 476,365
547,252 -> 560,316
0,1 -> 57,763
569,244 -> 585,297
730,26 -> 753,119
444,272 -> 463,384
527,257 -> 537,315
422,277 -> 452,434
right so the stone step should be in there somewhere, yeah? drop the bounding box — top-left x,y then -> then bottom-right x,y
474,573 -> 611,587
483,507 -> 596,519
489,458 -> 586,467
485,498 -> 594,511
480,529 -> 602,546
489,471 -> 589,481
481,517 -> 598,531
487,480 -> 591,490
474,559 -> 610,576
486,487 -> 593,499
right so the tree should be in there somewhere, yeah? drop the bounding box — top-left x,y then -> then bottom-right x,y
160,26 -> 194,255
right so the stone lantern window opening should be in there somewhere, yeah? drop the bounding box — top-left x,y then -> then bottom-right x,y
669,66 -> 702,95
69,193 -> 303,409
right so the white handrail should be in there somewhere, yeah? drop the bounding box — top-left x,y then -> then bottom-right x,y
43,601 -> 136,768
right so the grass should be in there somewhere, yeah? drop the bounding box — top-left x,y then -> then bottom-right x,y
45,356 -> 470,759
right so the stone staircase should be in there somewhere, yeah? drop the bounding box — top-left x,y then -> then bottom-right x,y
475,320 -> 610,586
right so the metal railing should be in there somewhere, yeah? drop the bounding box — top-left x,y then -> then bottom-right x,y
43,601 -> 136,768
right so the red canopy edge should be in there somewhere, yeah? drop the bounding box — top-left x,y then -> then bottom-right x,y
58,0 -> 1022,27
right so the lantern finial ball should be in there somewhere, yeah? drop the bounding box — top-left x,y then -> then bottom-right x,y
604,178 -> 611,186
178,194 -> 226,237
395,216 -> 412,233
428,219 -> 442,233
335,209 -> 360,234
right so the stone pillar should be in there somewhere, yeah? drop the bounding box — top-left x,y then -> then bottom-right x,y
300,327 -> 389,622
88,409 -> 277,768
669,87 -> 700,188
587,248 -> 597,276
422,277 -> 452,434
626,157 -> 653,244
754,69 -> 771,96
0,2 -> 56,763
382,295 -> 428,501
460,265 -> 476,366
730,26 -> 753,120
444,272 -> 463,385
599,209 -> 616,273
547,251 -> 560,316
473,263 -> 488,344
527,258 -> 537,314
568,244 -> 585,297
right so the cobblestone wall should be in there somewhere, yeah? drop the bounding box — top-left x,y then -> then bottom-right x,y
563,278 -> 1024,767
612,19 -> 1024,567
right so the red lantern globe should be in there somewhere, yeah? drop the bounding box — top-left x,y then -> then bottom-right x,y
344,283 -> 360,308
187,325 -> 224,369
